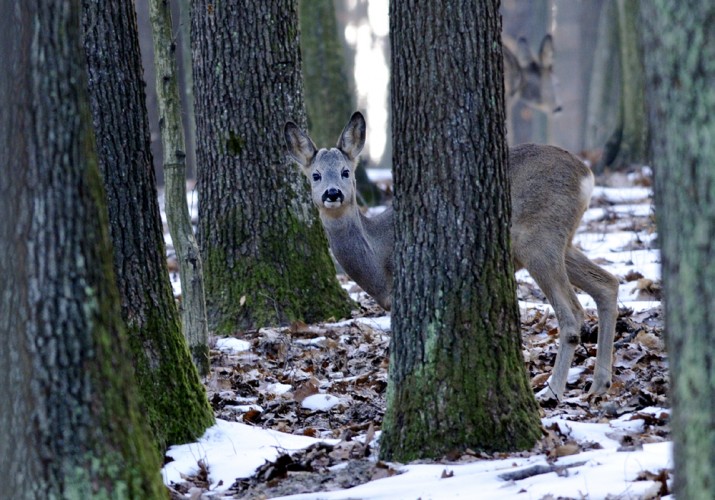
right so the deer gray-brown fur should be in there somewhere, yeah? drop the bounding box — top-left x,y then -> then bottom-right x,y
284,112 -> 619,402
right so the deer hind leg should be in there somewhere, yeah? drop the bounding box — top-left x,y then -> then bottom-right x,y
565,246 -> 620,396
526,256 -> 585,402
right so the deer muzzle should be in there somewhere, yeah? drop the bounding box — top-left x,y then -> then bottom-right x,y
322,188 -> 344,207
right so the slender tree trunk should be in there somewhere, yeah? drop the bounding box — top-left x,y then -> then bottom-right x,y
381,0 -> 541,461
191,0 -> 352,333
149,0 -> 212,377
177,0 -> 197,179
584,0 -> 620,153
641,2 -> 715,497
82,0 -> 214,445
0,1 -> 165,496
577,0 -> 606,151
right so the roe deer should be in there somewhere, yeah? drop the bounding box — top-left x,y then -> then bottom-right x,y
503,35 -> 561,142
284,112 -> 619,402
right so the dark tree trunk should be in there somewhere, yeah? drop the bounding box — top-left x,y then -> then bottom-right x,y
82,0 -> 214,448
641,2 -> 715,497
0,1 -> 165,497
381,0 -> 541,461
191,0 -> 352,332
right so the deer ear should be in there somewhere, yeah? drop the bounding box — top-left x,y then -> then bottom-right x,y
515,37 -> 535,67
539,34 -> 554,69
284,121 -> 317,167
337,112 -> 366,160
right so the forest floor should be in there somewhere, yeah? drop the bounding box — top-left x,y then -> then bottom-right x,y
162,166 -> 669,499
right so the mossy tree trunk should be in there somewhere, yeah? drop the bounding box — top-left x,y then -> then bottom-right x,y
0,1 -> 165,497
82,0 -> 214,447
191,0 -> 353,333
641,2 -> 715,497
149,0 -> 212,377
381,0 -> 542,461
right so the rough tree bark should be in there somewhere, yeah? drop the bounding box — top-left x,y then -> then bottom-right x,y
149,0 -> 211,376
0,1 -> 165,496
191,0 -> 352,333
381,0 -> 542,461
82,0 -> 214,446
641,2 -> 715,497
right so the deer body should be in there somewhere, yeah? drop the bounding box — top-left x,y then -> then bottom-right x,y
284,112 -> 619,403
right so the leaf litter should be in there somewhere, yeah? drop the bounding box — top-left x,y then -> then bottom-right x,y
164,167 -> 670,498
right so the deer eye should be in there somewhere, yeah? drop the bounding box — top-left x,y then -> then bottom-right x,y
312,172 -> 321,182
341,169 -> 350,179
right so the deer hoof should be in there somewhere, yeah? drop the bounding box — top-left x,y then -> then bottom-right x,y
535,386 -> 561,406
588,375 -> 612,397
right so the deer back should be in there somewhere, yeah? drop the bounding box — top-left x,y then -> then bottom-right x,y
508,143 -> 593,270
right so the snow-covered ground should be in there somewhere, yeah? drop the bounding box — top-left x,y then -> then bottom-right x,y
160,169 -> 670,499
164,409 -> 671,499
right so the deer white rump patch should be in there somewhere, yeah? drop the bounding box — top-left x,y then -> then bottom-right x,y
580,172 -> 595,208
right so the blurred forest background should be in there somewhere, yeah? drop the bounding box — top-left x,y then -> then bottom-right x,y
137,0 -> 644,182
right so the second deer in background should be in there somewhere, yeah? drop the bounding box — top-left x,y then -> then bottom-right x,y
284,112 -> 619,403
503,35 -> 562,143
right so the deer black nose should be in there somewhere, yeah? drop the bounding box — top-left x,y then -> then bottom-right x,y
322,188 -> 344,203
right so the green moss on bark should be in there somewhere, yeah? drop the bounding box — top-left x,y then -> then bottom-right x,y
126,307 -> 214,449
381,289 -> 541,461
83,121 -> 166,499
205,206 -> 352,333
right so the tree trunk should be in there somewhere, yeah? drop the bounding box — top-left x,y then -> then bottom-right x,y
583,0 -> 620,153
149,0 -> 212,377
82,0 -> 214,446
176,0 -> 197,179
0,1 -> 165,497
597,0 -> 648,171
191,0 -> 353,333
641,2 -> 715,497
381,0 -> 542,461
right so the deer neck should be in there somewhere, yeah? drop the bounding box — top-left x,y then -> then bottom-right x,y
319,204 -> 375,271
